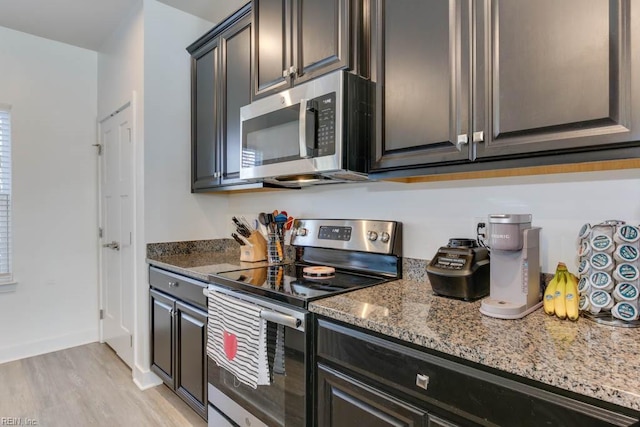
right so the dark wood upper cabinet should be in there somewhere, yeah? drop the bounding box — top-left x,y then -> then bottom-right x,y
188,3 -> 267,192
293,0 -> 353,84
191,43 -> 220,190
475,0 -> 639,159
253,0 -> 291,99
370,0 -> 472,171
370,0 -> 640,174
220,13 -> 253,185
252,0 -> 357,100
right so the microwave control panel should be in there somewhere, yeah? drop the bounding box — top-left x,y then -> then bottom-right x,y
313,92 -> 336,156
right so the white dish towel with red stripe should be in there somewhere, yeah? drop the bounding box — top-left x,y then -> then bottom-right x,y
207,290 -> 270,389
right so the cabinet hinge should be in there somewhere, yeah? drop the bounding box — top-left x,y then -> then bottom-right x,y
99,309 -> 104,320
99,227 -> 103,238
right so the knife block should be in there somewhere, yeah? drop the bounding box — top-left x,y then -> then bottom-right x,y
240,231 -> 268,262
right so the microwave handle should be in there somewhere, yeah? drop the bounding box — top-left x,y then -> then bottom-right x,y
298,99 -> 316,158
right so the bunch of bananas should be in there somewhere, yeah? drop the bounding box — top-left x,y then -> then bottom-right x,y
543,262 -> 580,321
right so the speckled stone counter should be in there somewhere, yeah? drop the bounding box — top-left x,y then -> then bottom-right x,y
147,239 -> 429,283
309,279 -> 640,412
146,239 -> 273,281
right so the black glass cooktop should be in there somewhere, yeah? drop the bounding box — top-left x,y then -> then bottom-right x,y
212,263 -> 387,308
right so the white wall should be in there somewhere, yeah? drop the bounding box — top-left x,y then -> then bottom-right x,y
97,1 -> 152,386
104,0 -> 226,388
227,169 -> 640,273
0,26 -> 98,363
98,2 -> 144,121
96,0 -> 239,389
144,0 -> 228,244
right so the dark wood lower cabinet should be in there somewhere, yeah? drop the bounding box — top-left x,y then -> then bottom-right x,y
175,301 -> 208,416
318,364 -> 430,427
316,318 -> 640,427
150,267 -> 208,421
150,290 -> 176,388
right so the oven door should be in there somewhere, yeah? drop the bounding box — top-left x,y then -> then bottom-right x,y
239,71 -> 343,181
207,288 -> 310,427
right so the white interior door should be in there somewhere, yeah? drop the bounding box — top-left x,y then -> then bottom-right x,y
99,104 -> 134,367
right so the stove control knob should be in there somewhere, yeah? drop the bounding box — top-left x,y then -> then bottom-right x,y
380,232 -> 390,243
367,231 -> 378,241
297,227 -> 308,237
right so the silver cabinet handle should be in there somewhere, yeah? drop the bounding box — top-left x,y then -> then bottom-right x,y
168,281 -> 179,288
457,134 -> 469,145
473,131 -> 484,143
102,241 -> 120,250
299,98 -> 310,159
415,373 -> 429,390
282,66 -> 297,78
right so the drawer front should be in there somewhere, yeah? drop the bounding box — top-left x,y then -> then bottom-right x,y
149,266 -> 207,309
317,319 -> 639,427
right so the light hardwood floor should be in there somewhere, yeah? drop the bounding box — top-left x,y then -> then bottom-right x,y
0,343 -> 207,427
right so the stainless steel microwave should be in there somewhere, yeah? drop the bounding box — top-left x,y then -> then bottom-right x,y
239,71 -> 373,187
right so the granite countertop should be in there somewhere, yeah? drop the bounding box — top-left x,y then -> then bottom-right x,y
309,279 -> 640,412
146,243 -> 640,412
145,238 -> 274,281
147,251 -> 272,282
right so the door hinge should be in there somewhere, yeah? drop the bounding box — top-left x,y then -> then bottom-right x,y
99,227 -> 103,238
130,335 -> 133,347
99,309 -> 104,320
92,143 -> 103,155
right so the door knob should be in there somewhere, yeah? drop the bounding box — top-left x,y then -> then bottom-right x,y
102,241 -> 120,251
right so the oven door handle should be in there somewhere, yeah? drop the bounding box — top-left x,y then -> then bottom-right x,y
261,310 -> 302,329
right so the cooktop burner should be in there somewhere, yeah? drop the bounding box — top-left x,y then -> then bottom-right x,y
213,263 -> 387,308
208,219 -> 402,308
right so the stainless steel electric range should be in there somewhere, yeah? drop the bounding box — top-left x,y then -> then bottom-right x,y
205,219 -> 402,427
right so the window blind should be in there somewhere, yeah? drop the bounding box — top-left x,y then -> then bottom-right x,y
0,106 -> 11,282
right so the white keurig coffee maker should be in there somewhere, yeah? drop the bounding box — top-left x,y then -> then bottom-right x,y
480,214 -> 542,319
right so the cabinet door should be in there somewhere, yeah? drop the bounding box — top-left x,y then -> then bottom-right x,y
150,289 -> 176,389
220,14 -> 254,185
191,42 -> 221,190
253,0 -> 292,99
317,364 -> 428,427
175,301 -> 208,419
428,414 -> 459,427
475,0 -> 639,158
293,0 -> 353,85
370,0 -> 472,172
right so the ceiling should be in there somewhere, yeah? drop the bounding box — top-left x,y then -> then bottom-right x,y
0,0 -> 233,51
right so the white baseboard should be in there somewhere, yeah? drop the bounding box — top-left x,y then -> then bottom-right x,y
133,364 -> 163,390
0,328 -> 99,364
